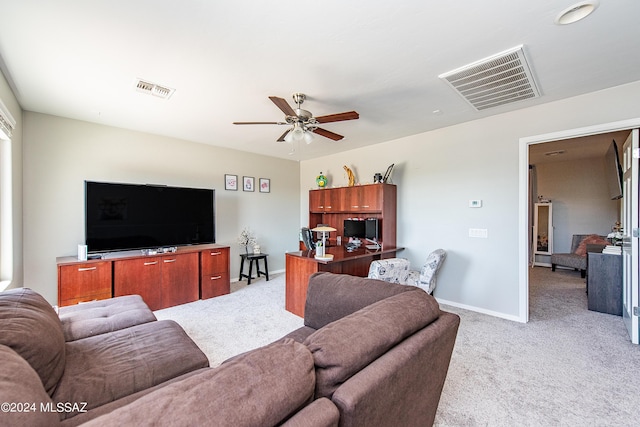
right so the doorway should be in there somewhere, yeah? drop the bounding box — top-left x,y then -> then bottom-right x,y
518,118 -> 640,324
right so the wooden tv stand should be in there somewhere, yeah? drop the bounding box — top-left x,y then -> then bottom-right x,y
57,243 -> 230,310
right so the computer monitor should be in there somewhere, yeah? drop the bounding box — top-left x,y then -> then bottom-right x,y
344,219 -> 365,238
365,218 -> 378,240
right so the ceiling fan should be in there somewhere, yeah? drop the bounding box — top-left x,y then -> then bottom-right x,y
233,93 -> 359,144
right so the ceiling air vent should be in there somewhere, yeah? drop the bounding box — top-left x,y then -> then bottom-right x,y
438,45 -> 540,111
134,78 -> 175,100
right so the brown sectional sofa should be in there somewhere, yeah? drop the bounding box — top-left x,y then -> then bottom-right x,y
0,288 -> 210,426
0,272 -> 459,427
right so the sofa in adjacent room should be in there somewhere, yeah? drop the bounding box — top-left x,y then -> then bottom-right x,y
1,272 -> 459,427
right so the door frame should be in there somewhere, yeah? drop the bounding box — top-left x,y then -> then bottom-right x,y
518,118 -> 640,323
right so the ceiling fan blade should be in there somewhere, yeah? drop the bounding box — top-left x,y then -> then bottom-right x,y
315,111 -> 359,123
233,121 -> 287,125
277,129 -> 291,142
269,96 -> 296,116
312,127 -> 344,141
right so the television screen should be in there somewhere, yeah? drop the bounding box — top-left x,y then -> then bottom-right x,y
605,140 -> 623,200
344,219 -> 365,238
85,181 -> 215,253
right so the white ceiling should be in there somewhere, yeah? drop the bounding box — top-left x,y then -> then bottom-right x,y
529,130 -> 631,164
1,0 -> 639,161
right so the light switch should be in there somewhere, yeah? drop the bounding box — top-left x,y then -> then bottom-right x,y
469,228 -> 488,238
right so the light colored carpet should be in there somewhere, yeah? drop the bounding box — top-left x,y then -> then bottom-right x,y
156,268 -> 640,426
155,274 -> 303,367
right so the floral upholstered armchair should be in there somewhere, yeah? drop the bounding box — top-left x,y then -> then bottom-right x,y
367,249 -> 447,294
367,258 -> 411,284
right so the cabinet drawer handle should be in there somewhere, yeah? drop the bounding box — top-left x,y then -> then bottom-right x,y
351,205 -> 359,208
362,205 -> 370,208
210,275 -> 222,280
210,252 -> 222,256
143,261 -> 158,266
163,259 -> 177,263
326,205 -> 332,209
77,267 -> 97,272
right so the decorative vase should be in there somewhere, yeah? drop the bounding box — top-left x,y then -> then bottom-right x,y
316,172 -> 327,188
253,245 -> 261,254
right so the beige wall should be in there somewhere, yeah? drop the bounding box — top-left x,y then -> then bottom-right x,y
0,68 -> 23,290
301,81 -> 640,320
22,112 -> 299,304
536,156 -> 620,253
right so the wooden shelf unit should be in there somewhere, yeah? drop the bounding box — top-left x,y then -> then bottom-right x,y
308,183 -> 396,247
285,183 -> 400,317
57,243 -> 230,309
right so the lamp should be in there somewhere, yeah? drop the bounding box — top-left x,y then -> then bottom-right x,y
311,226 -> 336,260
284,123 -> 315,144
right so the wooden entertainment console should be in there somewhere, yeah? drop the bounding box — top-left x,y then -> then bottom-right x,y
57,244 -> 230,310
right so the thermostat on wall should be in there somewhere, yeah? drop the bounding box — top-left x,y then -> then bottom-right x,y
469,199 -> 482,208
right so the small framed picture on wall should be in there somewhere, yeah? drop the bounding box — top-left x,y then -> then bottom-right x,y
259,178 -> 270,193
225,174 -> 238,191
243,176 -> 255,192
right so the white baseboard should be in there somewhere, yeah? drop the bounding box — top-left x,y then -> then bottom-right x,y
435,297 -> 525,323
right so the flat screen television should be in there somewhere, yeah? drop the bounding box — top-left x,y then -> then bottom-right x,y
85,181 -> 215,253
605,140 -> 623,200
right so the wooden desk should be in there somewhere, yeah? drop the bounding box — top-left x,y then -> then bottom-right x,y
285,245 -> 403,317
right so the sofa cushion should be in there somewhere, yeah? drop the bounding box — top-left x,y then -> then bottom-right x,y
0,344 -> 60,427
81,339 -> 315,427
304,272 -> 417,330
304,288 -> 441,399
281,325 -> 317,343
0,288 -> 66,397
281,397 -> 340,427
52,319 -> 209,420
58,295 -> 157,341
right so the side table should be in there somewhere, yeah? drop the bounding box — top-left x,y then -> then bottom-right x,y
239,253 -> 269,285
587,251 -> 622,316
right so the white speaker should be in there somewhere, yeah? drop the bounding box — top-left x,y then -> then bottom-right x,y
77,244 -> 88,261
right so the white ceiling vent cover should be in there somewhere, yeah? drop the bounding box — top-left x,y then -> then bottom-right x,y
134,78 -> 175,100
439,45 -> 540,111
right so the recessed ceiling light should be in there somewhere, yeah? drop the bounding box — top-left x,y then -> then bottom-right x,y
554,1 -> 599,25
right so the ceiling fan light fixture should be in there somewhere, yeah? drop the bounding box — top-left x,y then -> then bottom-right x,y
284,130 -> 294,143
304,131 -> 314,145
291,123 -> 305,141
554,1 -> 599,25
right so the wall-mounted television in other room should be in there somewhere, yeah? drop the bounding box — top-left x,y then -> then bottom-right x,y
605,140 -> 623,200
85,181 -> 215,253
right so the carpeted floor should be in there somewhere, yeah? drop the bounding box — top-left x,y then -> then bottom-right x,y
155,267 -> 640,426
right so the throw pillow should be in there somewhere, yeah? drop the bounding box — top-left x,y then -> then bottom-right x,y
575,234 -> 609,256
